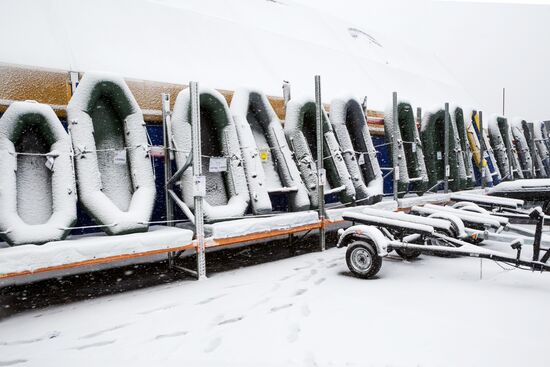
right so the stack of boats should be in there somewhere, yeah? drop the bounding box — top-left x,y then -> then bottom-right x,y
0,71 -> 548,248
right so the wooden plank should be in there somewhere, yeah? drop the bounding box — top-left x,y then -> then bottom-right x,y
209,222 -> 322,247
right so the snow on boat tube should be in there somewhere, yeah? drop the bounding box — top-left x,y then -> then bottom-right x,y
231,88 -> 310,213
451,106 -> 475,188
0,101 -> 77,245
489,115 -> 523,180
421,107 -> 467,191
330,97 -> 383,204
171,87 -> 249,221
67,72 -> 156,235
466,110 -> 500,186
520,119 -> 547,178
534,121 -> 550,177
487,114 -> 512,180
510,118 -> 534,179
285,97 -> 355,208
385,101 -> 429,195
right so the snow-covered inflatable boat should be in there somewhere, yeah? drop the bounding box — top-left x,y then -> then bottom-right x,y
231,88 -> 310,213
451,106 -> 475,188
171,87 -> 249,221
421,107 -> 467,191
0,101 -> 77,245
284,98 -> 355,208
385,101 -> 429,195
465,110 -> 500,186
488,114 -> 523,180
510,118 -> 533,178
519,119 -> 547,178
330,97 -> 383,204
67,72 -> 156,235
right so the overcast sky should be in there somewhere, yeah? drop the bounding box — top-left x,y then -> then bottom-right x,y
296,0 -> 550,121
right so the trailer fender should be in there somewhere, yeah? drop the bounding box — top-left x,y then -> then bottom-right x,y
336,225 -> 390,256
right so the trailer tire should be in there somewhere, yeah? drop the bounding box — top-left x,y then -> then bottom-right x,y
346,240 -> 382,279
395,248 -> 422,260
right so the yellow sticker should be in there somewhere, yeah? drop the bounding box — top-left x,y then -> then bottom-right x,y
259,149 -> 269,162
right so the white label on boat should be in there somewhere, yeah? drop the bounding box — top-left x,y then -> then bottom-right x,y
209,157 -> 227,172
193,175 -> 206,197
412,143 -> 417,153
436,151 -> 442,160
358,153 -> 365,165
149,145 -> 165,158
394,166 -> 400,180
259,149 -> 269,162
45,156 -> 55,171
114,150 -> 127,165
318,169 -> 326,186
445,165 -> 450,177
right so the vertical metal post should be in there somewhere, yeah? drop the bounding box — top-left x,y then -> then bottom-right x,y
503,118 -> 514,180
162,94 -> 174,225
314,75 -> 325,252
528,122 -> 537,178
444,103 -> 450,193
190,82 -> 206,280
502,87 -> 506,116
416,107 -> 422,128
479,111 -> 486,189
392,92 -> 399,201
69,71 -> 79,95
283,81 -> 291,107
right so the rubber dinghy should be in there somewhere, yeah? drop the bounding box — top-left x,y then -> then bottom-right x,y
466,110 -> 500,186
533,121 -> 550,176
510,118 -> 533,178
285,97 -> 355,208
68,72 -> 156,235
330,97 -> 383,204
0,101 -> 77,246
384,101 -> 429,196
487,114 -> 510,180
488,115 -> 523,180
522,119 -> 547,178
231,88 -> 310,213
171,87 -> 249,221
451,106 -> 475,189
421,107 -> 467,192
489,179 -> 550,203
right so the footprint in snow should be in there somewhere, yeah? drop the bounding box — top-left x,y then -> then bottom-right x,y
270,303 -> 293,313
72,340 -> 115,350
278,273 -> 297,281
0,331 -> 60,346
218,316 -> 244,326
301,269 -> 318,281
0,360 -> 27,366
287,323 -> 300,343
196,294 -> 226,305
139,303 -> 177,315
301,304 -> 311,317
204,337 -> 222,353
79,324 -> 129,339
326,263 -> 338,269
154,331 -> 188,340
314,278 -> 326,286
293,288 -> 308,296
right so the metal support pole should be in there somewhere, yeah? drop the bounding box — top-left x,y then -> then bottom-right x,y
190,82 -> 206,280
283,80 -> 291,107
444,103 -> 450,193
528,122 -> 537,178
392,92 -> 399,201
69,71 -> 79,95
162,94 -> 174,228
416,107 -> 422,128
315,75 -> 326,252
503,118 -> 514,180
502,87 -> 506,116
479,111 -> 486,189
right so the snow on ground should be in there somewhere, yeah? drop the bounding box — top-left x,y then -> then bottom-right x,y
0,239 -> 549,366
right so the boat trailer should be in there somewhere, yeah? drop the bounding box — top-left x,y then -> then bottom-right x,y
336,207 -> 550,279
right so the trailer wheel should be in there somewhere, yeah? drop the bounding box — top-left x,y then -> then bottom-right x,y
395,248 -> 422,260
346,240 -> 382,279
